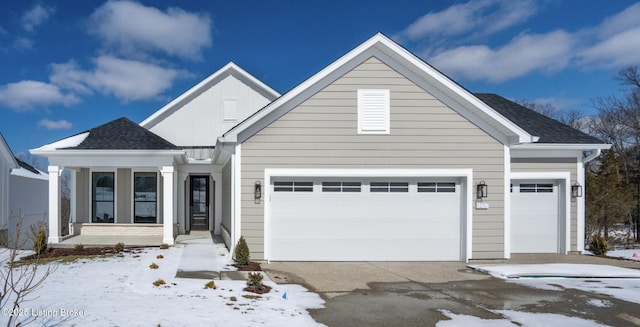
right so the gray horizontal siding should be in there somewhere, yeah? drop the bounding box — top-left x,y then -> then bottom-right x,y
511,157 -> 579,251
241,57 -> 506,260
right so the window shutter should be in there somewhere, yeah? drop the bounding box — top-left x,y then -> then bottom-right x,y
358,89 -> 390,134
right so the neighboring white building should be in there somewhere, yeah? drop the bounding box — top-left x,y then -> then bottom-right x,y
0,133 -> 48,247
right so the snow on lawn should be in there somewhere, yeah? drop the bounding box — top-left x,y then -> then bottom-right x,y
605,249 -> 640,261
437,309 -> 608,326
0,246 -> 324,327
471,263 -> 640,305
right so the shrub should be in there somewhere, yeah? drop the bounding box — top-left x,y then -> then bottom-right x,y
234,236 -> 250,265
149,263 -> 159,269
153,279 -> 166,287
160,243 -> 170,249
156,254 -> 164,259
246,272 -> 264,289
30,222 -> 48,255
204,281 -> 216,289
114,242 -> 125,252
589,234 -> 609,256
74,243 -> 84,251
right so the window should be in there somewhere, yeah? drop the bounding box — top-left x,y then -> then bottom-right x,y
358,89 -> 390,134
134,172 -> 157,223
274,181 -> 313,192
418,182 -> 456,193
322,181 -> 361,192
223,99 -> 238,122
520,183 -> 553,193
92,172 -> 114,223
370,182 -> 409,193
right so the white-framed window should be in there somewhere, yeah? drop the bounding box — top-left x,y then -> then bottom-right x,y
417,182 -> 456,193
322,181 -> 361,192
519,183 -> 554,193
223,99 -> 238,122
370,181 -> 409,193
274,181 -> 313,192
357,89 -> 390,134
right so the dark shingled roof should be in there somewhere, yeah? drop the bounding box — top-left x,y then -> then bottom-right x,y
64,117 -> 178,150
15,157 -> 41,175
474,93 -> 605,144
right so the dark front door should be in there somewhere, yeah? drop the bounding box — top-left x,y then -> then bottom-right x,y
190,176 -> 210,231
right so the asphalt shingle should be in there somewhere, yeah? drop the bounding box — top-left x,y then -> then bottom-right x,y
474,93 -> 604,144
63,117 -> 178,150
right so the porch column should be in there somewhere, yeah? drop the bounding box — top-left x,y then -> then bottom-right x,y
161,166 -> 175,245
48,165 -> 61,243
69,169 -> 76,235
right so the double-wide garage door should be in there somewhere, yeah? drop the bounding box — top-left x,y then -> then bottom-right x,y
269,178 -> 462,261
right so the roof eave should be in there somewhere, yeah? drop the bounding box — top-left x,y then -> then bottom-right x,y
510,143 -> 612,151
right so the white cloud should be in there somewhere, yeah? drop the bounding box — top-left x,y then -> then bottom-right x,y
22,4 -> 55,32
430,31 -> 573,83
0,81 -> 79,111
50,55 -> 187,102
88,0 -> 212,60
397,0 -> 536,40
38,119 -> 72,130
578,3 -> 640,68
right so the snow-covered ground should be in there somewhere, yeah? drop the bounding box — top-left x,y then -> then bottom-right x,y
0,245 -> 324,326
605,249 -> 640,261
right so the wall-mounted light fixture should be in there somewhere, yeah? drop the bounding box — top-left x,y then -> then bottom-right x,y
254,181 -> 262,204
571,182 -> 582,198
477,181 -> 488,199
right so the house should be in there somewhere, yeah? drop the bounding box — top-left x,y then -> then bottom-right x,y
32,33 -> 609,262
0,133 -> 48,247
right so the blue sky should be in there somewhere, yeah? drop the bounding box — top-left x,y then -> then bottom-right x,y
1,0 -> 639,157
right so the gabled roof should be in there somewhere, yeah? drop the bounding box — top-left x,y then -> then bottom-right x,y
474,93 -> 605,144
12,158 -> 48,180
141,62 -> 280,129
34,117 -> 178,152
219,33 -> 536,149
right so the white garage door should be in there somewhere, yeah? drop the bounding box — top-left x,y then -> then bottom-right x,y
511,181 -> 559,253
269,178 -> 462,261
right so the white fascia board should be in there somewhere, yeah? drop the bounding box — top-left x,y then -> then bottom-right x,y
140,62 -> 280,128
510,143 -> 611,151
31,149 -> 185,157
223,33 -> 533,146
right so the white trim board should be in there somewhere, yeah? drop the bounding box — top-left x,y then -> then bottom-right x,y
263,168 -> 473,262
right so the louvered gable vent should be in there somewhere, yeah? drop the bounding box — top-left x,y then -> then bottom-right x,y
358,89 -> 390,134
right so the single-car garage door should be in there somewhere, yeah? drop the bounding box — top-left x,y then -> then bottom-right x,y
269,178 -> 462,261
511,181 -> 559,253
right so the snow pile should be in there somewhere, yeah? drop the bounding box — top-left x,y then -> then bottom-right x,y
0,246 -> 324,326
469,263 -> 640,279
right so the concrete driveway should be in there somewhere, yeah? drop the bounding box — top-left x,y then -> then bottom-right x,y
263,254 -> 640,326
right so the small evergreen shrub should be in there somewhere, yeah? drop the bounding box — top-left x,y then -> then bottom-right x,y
153,279 -> 166,287
114,242 -> 125,252
74,243 -> 84,251
149,263 -> 159,269
30,222 -> 48,255
234,236 -> 250,265
156,254 -> 164,259
589,234 -> 609,256
204,281 -> 217,289
160,243 -> 170,249
246,272 -> 264,289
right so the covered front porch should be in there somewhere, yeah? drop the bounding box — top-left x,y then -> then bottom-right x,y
31,118 -> 186,246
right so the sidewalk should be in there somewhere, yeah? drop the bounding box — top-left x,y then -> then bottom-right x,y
174,231 -> 270,281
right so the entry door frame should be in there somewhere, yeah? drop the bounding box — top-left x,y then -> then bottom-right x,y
509,172 -> 570,255
189,175 -> 211,231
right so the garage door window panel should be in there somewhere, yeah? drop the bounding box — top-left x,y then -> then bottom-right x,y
322,181 -> 361,193
274,181 -> 313,192
371,182 -> 409,193
418,182 -> 456,193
